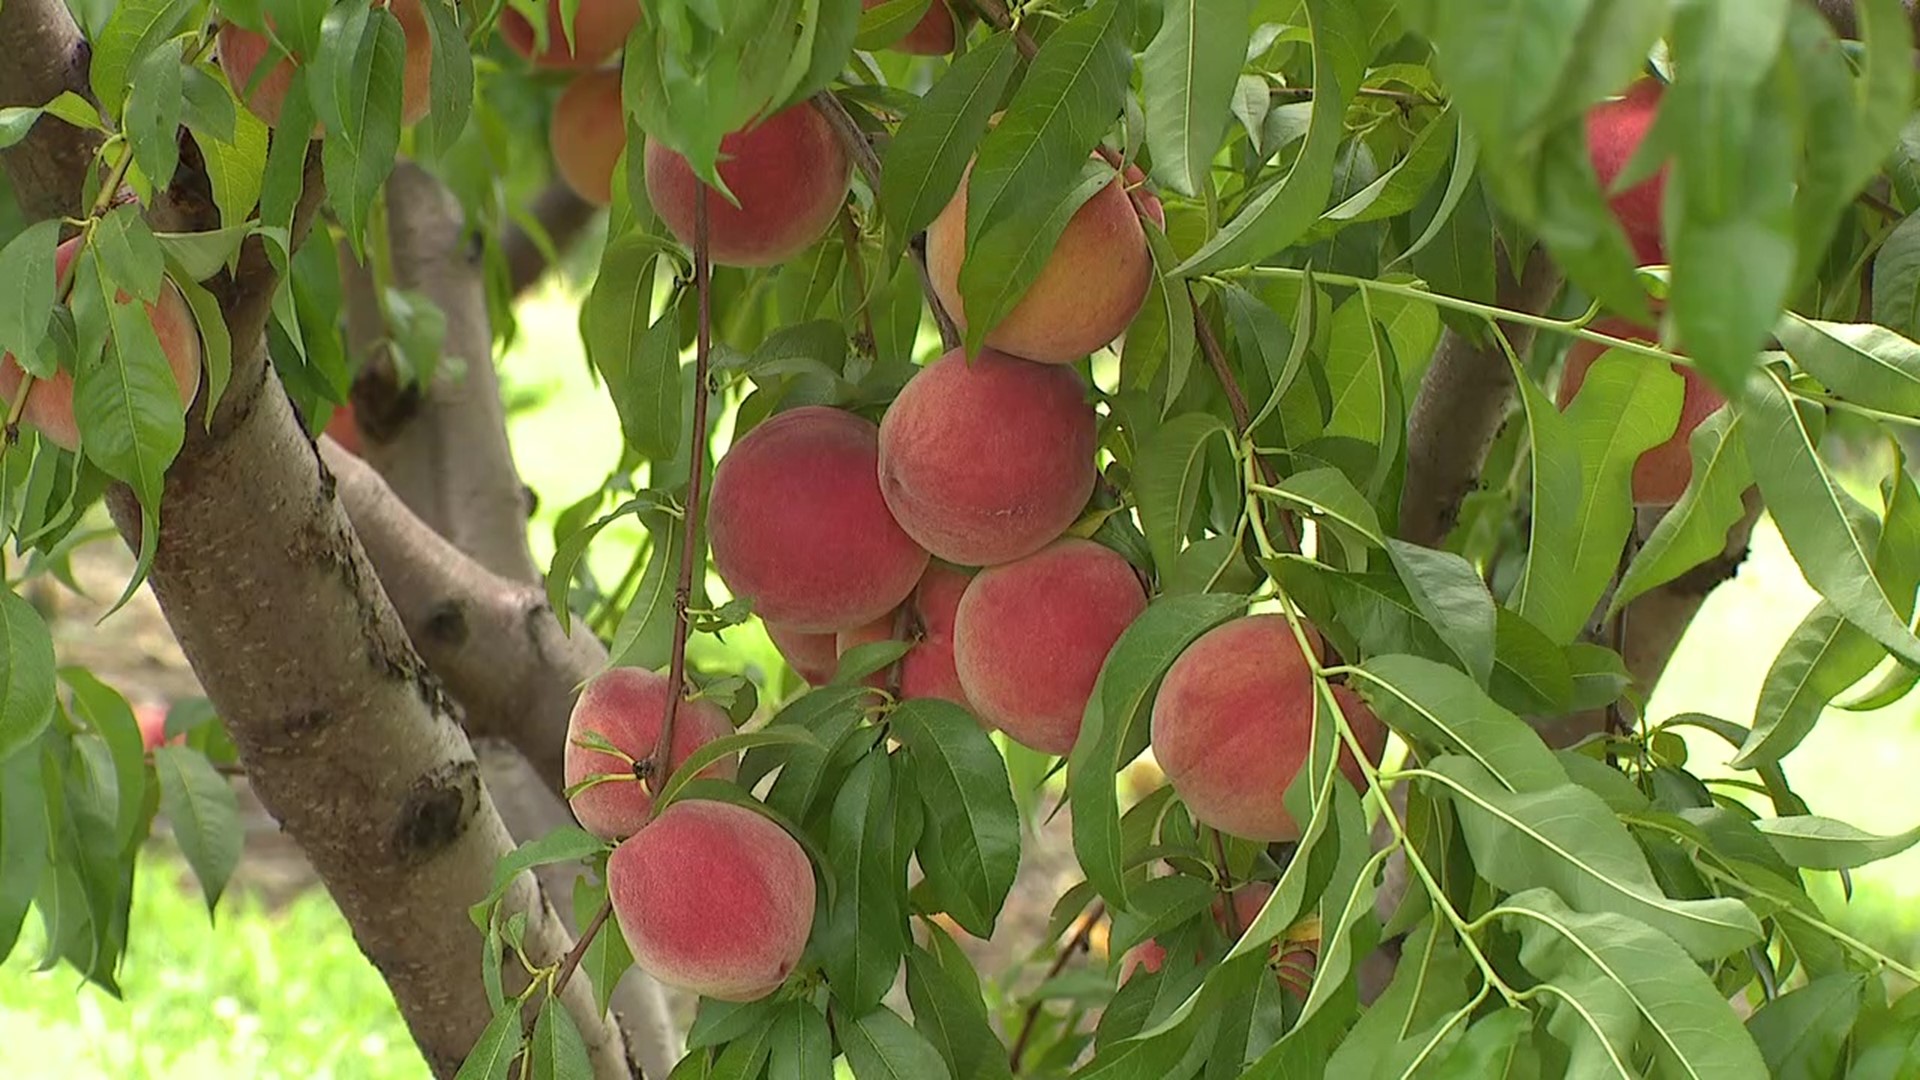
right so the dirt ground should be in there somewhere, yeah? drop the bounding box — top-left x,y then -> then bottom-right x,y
41,536 -> 1096,992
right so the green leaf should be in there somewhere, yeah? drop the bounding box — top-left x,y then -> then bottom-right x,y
1140,0 -> 1252,198
1742,364 -> 1920,668
1134,411 -> 1235,575
1548,349 -> 1687,637
151,745 -> 241,914
584,244 -> 681,460
1068,592 -> 1245,906
1175,0 -> 1364,276
471,826 -> 609,926
1255,467 -> 1385,552
855,0 -> 933,50
1303,106 -> 1459,243
1776,313 -> 1920,419
1385,540 -> 1495,685
317,2 -> 406,257
655,729 -> 817,811
0,590 -> 57,764
1747,974 -> 1864,1080
1353,654 -> 1566,793
787,0 -> 861,109
904,945 -> 1011,1080
818,751 -> 905,1014
571,877 -> 633,1017
1489,605 -> 1575,715
258,69 -> 313,258
1612,408 -> 1753,611
1425,756 -> 1764,960
0,743 -> 49,959
0,221 -> 60,381
959,160 -> 1117,358
1507,365 -> 1587,643
195,102 -> 270,240
455,1005 -> 525,1080
62,667 -> 149,850
838,1005 -> 954,1080
125,39 -> 185,193
1494,888 -> 1768,1080
528,996 -> 594,1080
89,0 -> 197,117
766,1002 -> 834,1080
416,0 -> 475,156
90,205 -> 166,303
1753,816 -> 1920,870
1872,211 -> 1920,339
890,699 -> 1020,937
72,260 -> 185,514
964,0 -> 1132,247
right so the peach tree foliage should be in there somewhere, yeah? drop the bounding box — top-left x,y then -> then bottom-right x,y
1,0 -> 1920,1076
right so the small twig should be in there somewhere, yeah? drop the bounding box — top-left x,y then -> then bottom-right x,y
1269,85 -> 1443,106
644,191 -> 715,785
971,0 -> 1039,59
547,896 -> 613,1006
811,90 -> 962,351
1008,901 -> 1106,1074
840,210 -> 880,359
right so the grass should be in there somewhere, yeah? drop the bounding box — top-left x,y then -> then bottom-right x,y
3,287 -> 1916,1074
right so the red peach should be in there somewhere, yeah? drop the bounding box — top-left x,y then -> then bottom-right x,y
952,539 -> 1146,754
0,239 -> 202,453
708,406 -> 929,633
608,799 -> 816,1002
1586,79 -> 1667,267
1556,317 -> 1726,507
564,667 -> 737,840
501,0 -> 642,69
877,347 -> 1097,567
644,102 -> 852,268
833,563 -> 976,706
219,0 -> 435,129
765,622 -> 841,686
1150,616 -> 1385,842
863,0 -> 959,54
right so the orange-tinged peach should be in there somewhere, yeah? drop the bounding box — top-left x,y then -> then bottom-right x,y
765,622 -> 840,686
926,159 -> 1153,364
878,347 -> 1096,567
501,0 -> 642,69
608,799 -> 816,1002
219,0 -> 435,129
564,667 -> 737,840
708,406 -> 929,633
953,539 -> 1146,754
550,69 -> 627,207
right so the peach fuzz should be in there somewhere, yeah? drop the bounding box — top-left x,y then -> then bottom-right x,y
834,563 -> 975,707
501,0 -> 642,69
877,347 -> 1096,567
219,0 -> 435,129
765,622 -> 840,685
0,239 -> 202,454
926,159 -> 1162,364
564,667 -> 736,840
550,69 -> 627,207
644,103 -> 851,268
1150,615 -> 1385,842
708,406 -> 928,633
608,800 -> 816,1002
1555,317 -> 1726,508
863,0 -> 959,54
1586,79 -> 1667,267
953,539 -> 1146,755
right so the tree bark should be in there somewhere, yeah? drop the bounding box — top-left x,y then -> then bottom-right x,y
0,0 -> 96,219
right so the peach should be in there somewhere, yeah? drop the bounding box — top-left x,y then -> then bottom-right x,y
0,239 -> 202,453
765,622 -> 840,685
833,563 -> 975,705
1555,317 -> 1726,507
501,0 -> 641,69
952,539 -> 1146,754
864,0 -> 959,54
708,406 -> 929,633
564,667 -> 737,840
877,347 -> 1097,567
550,69 -> 626,207
1586,79 -> 1667,267
608,799 -> 816,1002
643,102 -> 852,268
219,0 -> 435,129
926,158 -> 1156,364
1150,616 -> 1385,842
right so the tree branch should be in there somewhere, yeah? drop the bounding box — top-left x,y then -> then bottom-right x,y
0,0 -> 98,219
503,181 -> 601,299
1397,247 -> 1562,548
